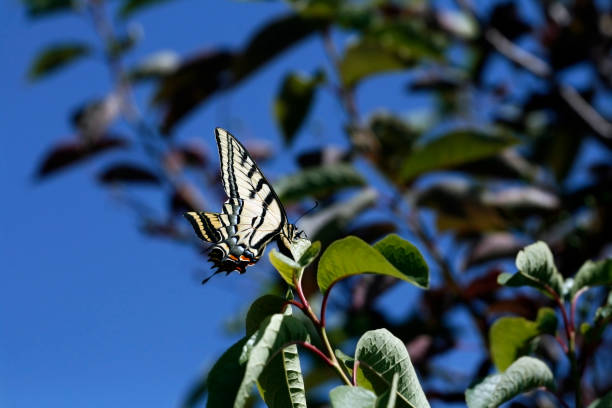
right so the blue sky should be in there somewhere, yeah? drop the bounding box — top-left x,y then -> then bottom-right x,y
0,1 -> 432,407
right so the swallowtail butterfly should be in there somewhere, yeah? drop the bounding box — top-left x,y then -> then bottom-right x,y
185,128 -> 306,282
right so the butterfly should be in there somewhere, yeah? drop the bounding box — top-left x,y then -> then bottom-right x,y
185,128 -> 306,283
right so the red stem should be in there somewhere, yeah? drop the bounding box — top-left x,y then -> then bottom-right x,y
297,341 -> 335,367
285,299 -> 306,311
352,360 -> 359,386
570,287 -> 588,334
543,284 -> 572,343
321,282 -> 337,328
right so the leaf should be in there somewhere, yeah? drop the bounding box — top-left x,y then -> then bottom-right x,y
317,235 -> 428,292
36,138 -> 127,179
465,356 -> 555,408
234,314 -> 310,408
274,163 -> 366,204
334,349 -> 375,392
269,250 -> 302,286
373,234 -> 429,289
274,70 -> 325,144
587,390 -> 612,408
129,51 -> 180,81
297,240 -> 321,268
98,163 -> 160,184
329,386 -> 376,408
354,328 -> 429,408
375,372 -> 399,408
245,295 -> 287,336
489,307 -> 557,371
256,307 -> 306,408
22,0 -> 75,18
206,337 -> 249,408
400,130 -> 519,181
498,241 -> 564,298
119,0 -> 174,18
570,259 -> 612,298
28,43 -> 91,81
155,15 -> 326,133
466,233 -> 527,268
339,39 -> 407,88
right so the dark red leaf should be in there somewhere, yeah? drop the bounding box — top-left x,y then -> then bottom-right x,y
463,269 -> 501,300
98,163 -> 160,184
36,137 -> 127,179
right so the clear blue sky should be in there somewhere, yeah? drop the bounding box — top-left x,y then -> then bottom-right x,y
0,1 -> 430,407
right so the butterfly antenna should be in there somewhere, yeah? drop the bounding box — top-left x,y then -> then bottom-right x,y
294,201 -> 319,224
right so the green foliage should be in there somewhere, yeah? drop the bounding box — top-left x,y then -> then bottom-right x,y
570,259 -> 612,298
330,386 -> 377,408
274,163 -> 365,204
588,390 -> 612,408
355,329 -> 429,408
465,357 -> 555,408
28,43 -> 91,80
206,337 -> 249,408
245,295 -> 287,336
274,70 -> 325,144
269,241 -> 320,285
235,314 -> 310,408
489,307 -> 557,371
400,130 -> 519,182
317,235 -> 428,292
498,241 -> 564,298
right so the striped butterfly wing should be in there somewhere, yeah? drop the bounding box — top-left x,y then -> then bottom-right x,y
185,128 -> 289,278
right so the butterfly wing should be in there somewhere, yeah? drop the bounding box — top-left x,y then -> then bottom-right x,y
185,128 -> 290,276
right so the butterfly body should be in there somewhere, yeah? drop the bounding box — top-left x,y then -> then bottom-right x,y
185,128 -> 305,280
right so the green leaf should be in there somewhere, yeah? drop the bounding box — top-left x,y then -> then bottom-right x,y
588,390 -> 612,408
28,43 -> 91,81
206,337 -> 249,408
317,235 -> 428,292
570,259 -> 612,298
375,372 -> 399,408
119,0 -> 174,18
465,356 -> 555,408
339,39 -> 407,88
298,240 -> 321,268
373,234 -> 429,289
498,241 -> 564,298
274,70 -> 325,144
269,250 -> 302,286
335,349 -> 375,392
489,307 -> 557,371
245,295 -> 287,336
22,0 -> 75,18
234,314 -> 310,408
274,163 -> 366,204
329,385 -> 377,408
400,130 -> 519,181
354,329 -> 429,408
256,307 -> 306,408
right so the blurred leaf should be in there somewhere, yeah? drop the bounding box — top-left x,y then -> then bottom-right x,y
317,235 -> 428,292
489,307 -> 557,371
156,14 -> 327,133
154,50 -> 235,134
498,241 -> 564,298
373,234 -> 429,289
274,70 -> 325,144
466,233 -> 527,268
129,51 -> 180,81
400,130 -> 519,181
36,137 -> 127,179
463,270 -> 502,299
235,314 -> 310,408
165,144 -> 208,170
570,259 -> 612,298
245,295 -> 287,336
301,188 -> 378,244
257,307 -> 306,408
274,163 -> 365,204
355,328 -> 429,408
367,113 -> 418,180
22,0 -> 75,18
588,391 -> 612,408
465,357 -> 555,408
206,337 -> 249,408
339,21 -> 444,87
375,372 -> 399,408
329,386 -> 376,408
28,43 -> 91,81
119,0 -> 174,18
98,163 -> 160,184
